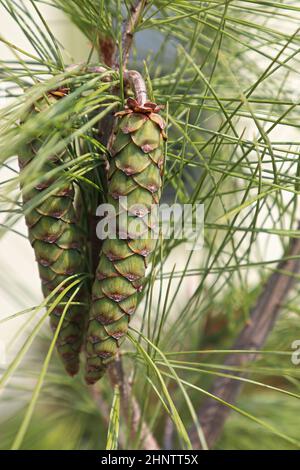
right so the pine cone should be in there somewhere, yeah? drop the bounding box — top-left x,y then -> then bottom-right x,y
85,98 -> 166,384
18,90 -> 88,376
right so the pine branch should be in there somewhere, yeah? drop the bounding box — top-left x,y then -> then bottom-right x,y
124,70 -> 147,105
122,0 -> 148,68
190,226 -> 300,449
113,0 -> 148,69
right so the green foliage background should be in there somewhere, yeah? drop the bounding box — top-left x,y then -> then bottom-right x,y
0,0 -> 300,450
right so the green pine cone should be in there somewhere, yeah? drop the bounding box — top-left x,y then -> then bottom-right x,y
19,89 -> 87,376
85,98 -> 166,384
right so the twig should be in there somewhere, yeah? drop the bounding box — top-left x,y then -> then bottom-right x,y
124,70 -> 148,105
114,0 -> 148,69
98,35 -> 116,68
190,227 -> 300,449
108,355 -> 160,450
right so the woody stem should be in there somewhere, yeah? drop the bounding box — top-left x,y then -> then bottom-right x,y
124,70 -> 148,105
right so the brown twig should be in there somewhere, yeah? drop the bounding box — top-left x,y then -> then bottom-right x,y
190,228 -> 300,449
124,70 -> 148,105
108,355 -> 160,450
98,35 -> 116,68
113,0 -> 148,69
